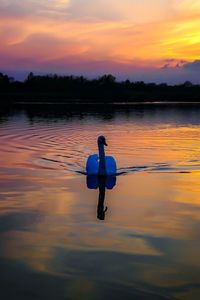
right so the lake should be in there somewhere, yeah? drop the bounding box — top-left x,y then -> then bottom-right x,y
0,103 -> 200,300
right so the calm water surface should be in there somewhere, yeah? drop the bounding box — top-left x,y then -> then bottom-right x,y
0,104 -> 200,300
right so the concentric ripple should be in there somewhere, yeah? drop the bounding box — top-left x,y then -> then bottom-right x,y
0,109 -> 200,176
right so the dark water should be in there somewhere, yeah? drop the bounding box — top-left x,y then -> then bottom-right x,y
0,103 -> 200,300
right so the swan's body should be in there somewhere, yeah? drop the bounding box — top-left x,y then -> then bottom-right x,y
86,136 -> 117,175
86,154 -> 117,175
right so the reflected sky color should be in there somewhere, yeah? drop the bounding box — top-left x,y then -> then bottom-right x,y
0,0 -> 200,82
0,104 -> 200,299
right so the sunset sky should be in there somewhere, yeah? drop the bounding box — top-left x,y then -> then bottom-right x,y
0,0 -> 200,83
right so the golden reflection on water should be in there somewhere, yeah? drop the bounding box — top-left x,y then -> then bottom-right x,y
0,106 -> 200,300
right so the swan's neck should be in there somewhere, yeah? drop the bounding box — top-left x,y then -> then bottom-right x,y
98,143 -> 106,175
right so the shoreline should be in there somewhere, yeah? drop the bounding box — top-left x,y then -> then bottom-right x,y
8,101 -> 200,106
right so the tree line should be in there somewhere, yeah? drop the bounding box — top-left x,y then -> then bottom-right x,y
0,72 -> 200,103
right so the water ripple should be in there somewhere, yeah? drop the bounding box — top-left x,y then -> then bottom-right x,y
0,114 -> 200,176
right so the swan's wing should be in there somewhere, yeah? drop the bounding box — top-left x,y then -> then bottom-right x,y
86,154 -> 99,175
105,156 -> 117,175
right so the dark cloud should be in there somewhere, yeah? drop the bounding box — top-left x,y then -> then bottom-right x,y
161,59 -> 188,70
161,63 -> 170,69
183,60 -> 200,71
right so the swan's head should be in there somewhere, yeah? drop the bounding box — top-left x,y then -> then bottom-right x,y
97,135 -> 107,146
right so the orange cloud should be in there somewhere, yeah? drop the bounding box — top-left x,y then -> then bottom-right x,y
0,0 -> 200,82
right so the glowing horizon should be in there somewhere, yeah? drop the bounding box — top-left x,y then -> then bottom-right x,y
0,0 -> 200,83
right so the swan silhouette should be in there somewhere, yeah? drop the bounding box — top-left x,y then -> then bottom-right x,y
86,136 -> 117,175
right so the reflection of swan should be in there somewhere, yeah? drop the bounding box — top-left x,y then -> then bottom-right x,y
86,175 -> 116,189
87,175 -> 116,221
86,136 -> 117,175
97,176 -> 107,220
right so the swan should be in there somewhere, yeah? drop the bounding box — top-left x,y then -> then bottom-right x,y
86,136 -> 117,175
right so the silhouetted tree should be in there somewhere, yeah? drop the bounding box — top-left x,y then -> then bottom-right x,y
98,74 -> 116,84
0,71 -> 200,103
